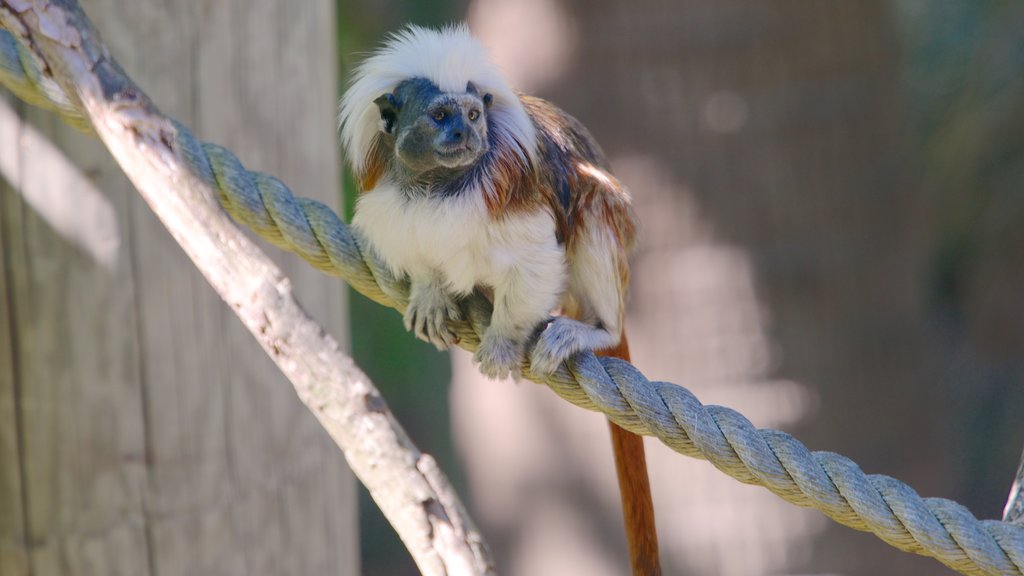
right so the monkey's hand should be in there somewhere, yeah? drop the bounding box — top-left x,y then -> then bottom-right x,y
473,331 -> 523,380
403,277 -> 461,350
529,317 -> 620,376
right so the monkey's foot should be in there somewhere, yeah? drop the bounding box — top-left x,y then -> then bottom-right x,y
529,317 -> 619,376
404,284 -> 461,350
473,333 -> 522,380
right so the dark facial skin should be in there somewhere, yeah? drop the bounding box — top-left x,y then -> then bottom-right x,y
375,78 -> 493,188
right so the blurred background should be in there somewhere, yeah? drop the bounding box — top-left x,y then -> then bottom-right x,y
341,1 -> 1024,575
1,1 -> 1022,575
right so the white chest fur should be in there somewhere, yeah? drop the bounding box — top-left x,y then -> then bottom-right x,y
352,182 -> 567,298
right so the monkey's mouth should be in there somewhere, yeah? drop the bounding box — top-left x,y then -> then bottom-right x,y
434,146 -> 480,167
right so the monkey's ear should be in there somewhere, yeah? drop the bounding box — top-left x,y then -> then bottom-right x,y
466,81 -> 493,108
374,93 -> 399,134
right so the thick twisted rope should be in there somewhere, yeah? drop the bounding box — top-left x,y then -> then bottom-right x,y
2,26 -> 1022,576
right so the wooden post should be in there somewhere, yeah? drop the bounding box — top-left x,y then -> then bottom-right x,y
0,1 -> 357,575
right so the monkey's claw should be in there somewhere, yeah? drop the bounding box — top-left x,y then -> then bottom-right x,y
403,285 -> 461,350
473,333 -> 521,380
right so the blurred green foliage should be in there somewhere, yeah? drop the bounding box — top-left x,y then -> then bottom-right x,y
901,1 -> 1024,314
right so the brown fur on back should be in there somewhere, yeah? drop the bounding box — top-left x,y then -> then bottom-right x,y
521,95 -> 637,254
521,96 -> 637,329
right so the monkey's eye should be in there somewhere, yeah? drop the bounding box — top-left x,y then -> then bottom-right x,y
468,109 -> 480,122
432,110 -> 447,122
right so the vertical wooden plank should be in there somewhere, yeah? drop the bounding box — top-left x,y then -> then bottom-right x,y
107,0 -> 356,575
0,90 -> 150,576
0,94 -> 30,576
0,0 -> 356,574
205,0 -> 357,572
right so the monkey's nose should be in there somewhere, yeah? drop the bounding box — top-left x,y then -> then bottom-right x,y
442,131 -> 468,148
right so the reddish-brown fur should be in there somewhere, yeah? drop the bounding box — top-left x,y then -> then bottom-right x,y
359,134 -> 390,192
480,140 -> 536,215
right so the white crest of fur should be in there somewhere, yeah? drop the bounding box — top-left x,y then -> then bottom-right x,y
338,23 -> 537,174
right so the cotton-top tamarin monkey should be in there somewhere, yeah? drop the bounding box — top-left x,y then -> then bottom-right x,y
339,24 -> 660,575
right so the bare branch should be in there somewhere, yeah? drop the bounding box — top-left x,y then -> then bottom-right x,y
1006,444 -> 1024,526
0,1 -> 494,573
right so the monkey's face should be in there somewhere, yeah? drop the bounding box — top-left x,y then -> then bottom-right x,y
414,93 -> 489,169
375,80 -> 493,175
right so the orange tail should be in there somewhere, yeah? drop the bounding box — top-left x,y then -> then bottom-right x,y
598,332 -> 662,576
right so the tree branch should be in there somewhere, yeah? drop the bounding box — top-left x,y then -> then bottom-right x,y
1006,444 -> 1024,526
0,1 -> 494,574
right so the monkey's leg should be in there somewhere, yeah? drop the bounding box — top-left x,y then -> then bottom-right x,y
404,273 -> 461,350
473,296 -> 529,379
474,268 -> 560,379
599,334 -> 662,576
